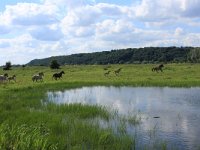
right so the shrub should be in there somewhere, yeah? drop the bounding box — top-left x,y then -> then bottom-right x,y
50,60 -> 60,69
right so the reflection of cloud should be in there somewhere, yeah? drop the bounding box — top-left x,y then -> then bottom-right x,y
47,86 -> 200,149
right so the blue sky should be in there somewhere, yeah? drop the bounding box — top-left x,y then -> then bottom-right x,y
0,0 -> 200,65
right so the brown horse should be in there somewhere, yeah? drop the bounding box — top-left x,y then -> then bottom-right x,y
152,64 -> 164,72
52,71 -> 65,80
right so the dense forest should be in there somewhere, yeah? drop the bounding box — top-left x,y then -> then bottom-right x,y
27,47 -> 200,66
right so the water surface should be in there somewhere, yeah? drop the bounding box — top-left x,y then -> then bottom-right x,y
47,86 -> 200,150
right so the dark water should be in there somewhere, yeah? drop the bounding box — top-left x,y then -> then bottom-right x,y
47,86 -> 200,150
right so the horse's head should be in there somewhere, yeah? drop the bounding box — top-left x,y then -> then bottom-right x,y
159,64 -> 164,68
39,72 -> 44,76
61,71 -> 65,74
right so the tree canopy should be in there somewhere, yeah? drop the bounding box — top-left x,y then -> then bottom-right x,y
27,47 -> 198,66
50,60 -> 60,69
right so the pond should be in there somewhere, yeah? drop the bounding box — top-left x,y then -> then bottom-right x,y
46,86 -> 200,150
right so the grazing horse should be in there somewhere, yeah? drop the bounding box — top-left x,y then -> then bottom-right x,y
152,64 -> 164,72
104,70 -> 111,76
0,73 -> 8,83
52,71 -> 65,80
114,68 -> 122,76
8,75 -> 16,82
32,72 -> 44,82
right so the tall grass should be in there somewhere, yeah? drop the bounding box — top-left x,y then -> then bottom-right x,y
0,123 -> 57,150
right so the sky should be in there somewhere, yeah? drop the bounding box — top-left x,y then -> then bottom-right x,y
0,0 -> 200,65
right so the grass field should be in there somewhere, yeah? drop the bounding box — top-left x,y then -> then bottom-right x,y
0,64 -> 200,149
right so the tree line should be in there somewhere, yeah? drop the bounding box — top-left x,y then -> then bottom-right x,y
27,47 -> 200,66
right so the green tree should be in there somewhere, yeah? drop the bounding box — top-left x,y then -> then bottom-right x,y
188,48 -> 200,63
50,60 -> 60,69
3,61 -> 12,70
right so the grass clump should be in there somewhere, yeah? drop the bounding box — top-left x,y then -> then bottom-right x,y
0,123 -> 57,150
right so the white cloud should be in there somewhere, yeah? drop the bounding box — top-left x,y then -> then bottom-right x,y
0,0 -> 200,65
0,34 -> 69,65
1,3 -> 59,26
0,41 -> 10,48
43,0 -> 95,8
29,26 -> 64,41
0,25 -> 10,34
180,0 -> 200,17
174,27 -> 184,37
134,0 -> 200,21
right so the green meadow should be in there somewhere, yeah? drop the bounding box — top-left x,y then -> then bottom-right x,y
0,63 -> 200,149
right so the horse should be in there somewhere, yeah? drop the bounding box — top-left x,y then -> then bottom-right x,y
32,72 -> 44,82
52,71 -> 65,80
152,64 -> 164,72
0,73 -> 8,83
8,75 -> 16,82
114,68 -> 122,76
104,70 -> 111,76
38,72 -> 44,77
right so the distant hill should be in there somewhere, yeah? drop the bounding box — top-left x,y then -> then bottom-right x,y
27,47 -> 200,66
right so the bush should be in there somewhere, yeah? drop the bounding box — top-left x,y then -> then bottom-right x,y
50,60 -> 60,69
3,61 -> 12,70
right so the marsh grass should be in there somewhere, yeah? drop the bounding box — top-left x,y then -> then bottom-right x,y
0,123 -> 57,150
0,86 -> 134,149
0,64 -> 199,149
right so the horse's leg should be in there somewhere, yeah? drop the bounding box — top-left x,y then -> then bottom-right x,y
156,68 -> 158,73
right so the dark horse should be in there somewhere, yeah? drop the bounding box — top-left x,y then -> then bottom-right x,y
52,71 -> 65,80
152,64 -> 164,72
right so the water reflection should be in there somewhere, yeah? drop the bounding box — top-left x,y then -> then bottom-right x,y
47,86 -> 200,150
